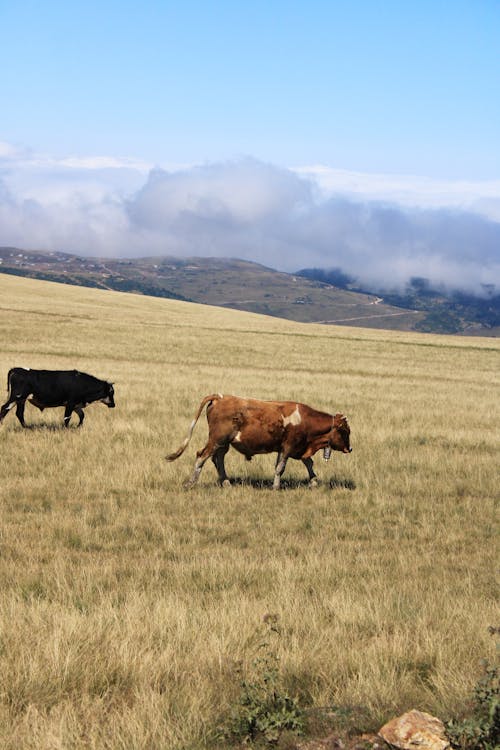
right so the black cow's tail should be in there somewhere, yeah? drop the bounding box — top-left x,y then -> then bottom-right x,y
6,368 -> 17,392
165,394 -> 223,462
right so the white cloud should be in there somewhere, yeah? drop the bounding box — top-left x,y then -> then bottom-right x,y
0,143 -> 499,295
58,155 -> 152,171
129,161 -> 311,226
293,165 -> 500,221
0,141 -> 23,159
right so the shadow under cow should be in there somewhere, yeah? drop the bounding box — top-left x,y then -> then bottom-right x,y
11,423 -> 81,432
217,475 -> 356,491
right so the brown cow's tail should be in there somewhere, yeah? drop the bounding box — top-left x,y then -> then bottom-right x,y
165,394 -> 223,462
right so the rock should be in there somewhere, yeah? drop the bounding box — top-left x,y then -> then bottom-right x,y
378,709 -> 449,749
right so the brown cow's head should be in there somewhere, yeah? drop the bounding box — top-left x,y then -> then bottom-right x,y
324,413 -> 351,459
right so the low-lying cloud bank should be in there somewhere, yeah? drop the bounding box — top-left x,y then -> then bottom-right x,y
1,147 -> 499,295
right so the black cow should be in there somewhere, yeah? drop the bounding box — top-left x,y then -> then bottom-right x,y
0,368 -> 115,427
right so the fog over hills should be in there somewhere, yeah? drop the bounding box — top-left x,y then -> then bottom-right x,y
1,153 -> 499,301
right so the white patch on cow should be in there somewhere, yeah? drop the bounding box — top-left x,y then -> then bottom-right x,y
282,405 -> 301,427
7,402 -> 16,410
233,431 -> 242,442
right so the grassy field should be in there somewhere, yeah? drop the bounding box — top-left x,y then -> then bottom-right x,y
0,273 -> 498,749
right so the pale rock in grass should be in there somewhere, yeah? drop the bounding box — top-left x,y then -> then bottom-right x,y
378,709 -> 449,749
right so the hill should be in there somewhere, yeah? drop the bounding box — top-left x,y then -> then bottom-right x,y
298,267 -> 500,336
0,245 -> 426,331
0,273 -> 498,749
3,245 -> 497,336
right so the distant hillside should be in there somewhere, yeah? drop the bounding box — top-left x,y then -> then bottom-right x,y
0,246 -> 426,332
0,247 -> 190,301
1,246 -> 497,336
298,268 -> 500,336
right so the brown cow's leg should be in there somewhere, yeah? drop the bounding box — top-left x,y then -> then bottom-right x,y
185,457 -> 206,487
273,452 -> 288,490
212,444 -> 230,486
302,457 -> 318,487
185,442 -> 215,488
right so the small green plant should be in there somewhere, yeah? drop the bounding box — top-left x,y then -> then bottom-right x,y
446,628 -> 499,750
221,616 -> 305,746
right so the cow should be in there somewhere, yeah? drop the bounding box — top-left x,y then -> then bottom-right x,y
166,394 -> 351,489
0,368 -> 115,428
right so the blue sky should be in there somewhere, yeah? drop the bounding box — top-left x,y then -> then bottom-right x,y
0,1 -> 499,291
2,0 -> 499,175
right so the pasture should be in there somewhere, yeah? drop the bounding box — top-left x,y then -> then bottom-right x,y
0,273 -> 498,749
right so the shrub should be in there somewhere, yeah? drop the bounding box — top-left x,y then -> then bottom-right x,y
446,629 -> 499,749
219,618 -> 305,746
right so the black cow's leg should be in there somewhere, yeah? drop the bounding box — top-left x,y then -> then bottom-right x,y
63,403 -> 74,428
273,451 -> 288,490
211,444 -> 230,486
302,457 -> 318,487
74,407 -> 85,426
15,399 -> 27,427
0,396 -> 18,423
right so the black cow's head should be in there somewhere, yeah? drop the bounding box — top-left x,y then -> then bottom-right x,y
324,413 -> 351,459
101,382 -> 115,408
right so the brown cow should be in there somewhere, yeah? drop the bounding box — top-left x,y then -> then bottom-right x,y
165,394 -> 351,489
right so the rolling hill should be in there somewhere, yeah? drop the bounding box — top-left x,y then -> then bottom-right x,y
0,246 -> 425,331
1,245 -> 498,336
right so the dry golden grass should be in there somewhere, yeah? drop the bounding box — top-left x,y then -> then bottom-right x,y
0,273 -> 498,749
